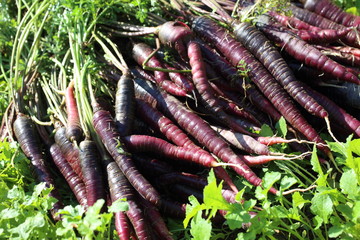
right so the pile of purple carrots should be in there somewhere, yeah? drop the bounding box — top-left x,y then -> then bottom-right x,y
2,0 -> 360,239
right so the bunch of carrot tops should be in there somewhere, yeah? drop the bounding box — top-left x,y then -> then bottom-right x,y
1,0 -> 360,239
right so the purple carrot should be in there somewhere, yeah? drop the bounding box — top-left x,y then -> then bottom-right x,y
79,140 -> 106,207
13,114 -> 63,220
293,28 -> 351,44
65,81 -> 84,143
115,71 -> 136,136
92,105 -> 161,206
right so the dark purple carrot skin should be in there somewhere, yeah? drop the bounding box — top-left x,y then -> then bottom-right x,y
132,155 -> 174,177
114,211 -> 132,240
139,197 -> 174,240
107,161 -> 153,240
301,0 -> 360,29
303,85 -> 360,137
79,140 -> 106,207
294,28 -> 351,44
326,46 -> 360,58
132,42 -> 187,97
92,107 -> 161,206
135,99 -> 200,150
123,134 -> 238,192
256,18 -> 360,85
115,71 -> 135,136
65,81 -> 84,143
159,199 -> 186,219
192,16 -> 330,156
133,78 -> 277,194
288,5 -> 360,48
50,143 -> 88,208
54,127 -> 83,180
13,114 -> 63,219
233,21 -> 328,118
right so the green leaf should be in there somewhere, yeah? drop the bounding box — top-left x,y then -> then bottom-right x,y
260,124 -> 274,137
292,192 -> 311,209
225,204 -> 251,230
108,198 -> 129,213
350,139 -> 360,155
328,225 -> 343,238
280,176 -> 297,190
311,193 -> 333,224
340,169 -> 359,198
184,196 -> 204,228
203,170 -> 231,212
190,211 -> 212,240
275,117 -> 287,137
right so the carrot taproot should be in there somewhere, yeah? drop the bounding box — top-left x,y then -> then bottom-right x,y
314,45 -> 360,67
163,62 -> 194,92
115,71 -> 136,136
268,10 -> 324,31
294,28 -> 351,44
13,114 -> 63,219
114,211 -> 132,240
132,154 -> 174,177
92,106 -> 161,206
79,140 -> 106,207
133,77 -> 278,194
65,81 -> 84,143
132,42 -> 187,97
191,16 -> 331,156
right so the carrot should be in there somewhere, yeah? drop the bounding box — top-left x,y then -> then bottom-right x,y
135,98 -> 200,149
191,16 -> 331,156
50,143 -> 88,208
92,106 -> 161,206
300,0 -> 360,29
114,211 -> 132,240
54,127 -> 83,180
314,45 -> 360,67
233,21 -> 329,118
163,62 -> 194,92
133,77 -> 278,194
123,134 -> 238,192
294,28 -> 351,44
139,197 -> 174,240
65,81 -> 84,143
115,71 -> 136,136
211,125 -> 271,155
132,155 -> 174,177
323,46 -> 360,58
13,114 -> 63,219
256,16 -> 360,85
132,42 -> 187,97
107,161 -> 153,240
288,4 -> 360,48
303,85 -> 360,137
79,140 -> 106,207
